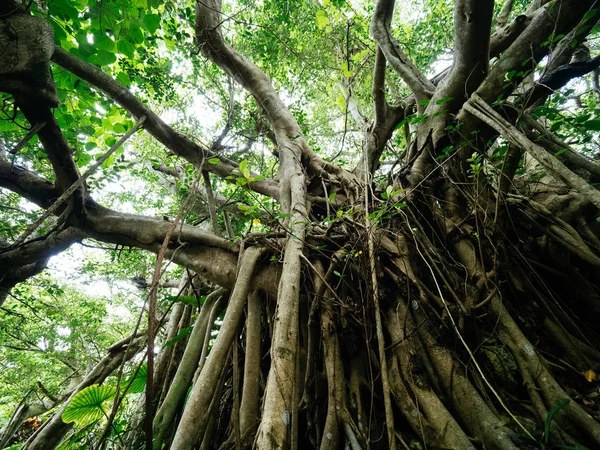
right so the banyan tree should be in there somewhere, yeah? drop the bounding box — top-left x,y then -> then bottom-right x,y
1,0 -> 600,449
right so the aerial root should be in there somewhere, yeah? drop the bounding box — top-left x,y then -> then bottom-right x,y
393,294 -> 522,449
320,292 -> 345,450
490,295 -> 600,447
169,247 -> 263,450
543,317 -> 600,373
385,307 -> 476,450
238,290 -> 262,443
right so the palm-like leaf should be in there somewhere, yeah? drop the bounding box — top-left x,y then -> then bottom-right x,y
62,384 -> 116,426
125,363 -> 147,394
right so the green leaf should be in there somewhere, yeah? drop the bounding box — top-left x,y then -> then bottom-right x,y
78,42 -> 96,58
582,8 -> 598,23
113,123 -> 126,133
62,384 -> 116,426
340,62 -> 353,78
76,153 -> 92,168
95,50 -> 117,66
101,153 -> 115,169
336,93 -> 346,112
128,26 -> 145,45
118,40 -> 135,59
164,327 -> 194,348
435,97 -> 453,105
124,364 -> 147,394
584,119 -> 600,131
239,160 -> 251,179
316,10 -> 330,29
96,35 -> 116,52
104,136 -> 117,147
116,71 -> 131,87
177,295 -> 201,306
208,158 -> 221,164
143,14 -> 161,33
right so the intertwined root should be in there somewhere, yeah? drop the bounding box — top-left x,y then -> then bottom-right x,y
144,223 -> 599,450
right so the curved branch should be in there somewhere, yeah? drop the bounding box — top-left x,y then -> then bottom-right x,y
371,0 -> 435,104
356,5 -> 531,177
51,48 -> 280,200
0,152 -> 58,209
0,162 -> 279,295
474,0 -> 598,105
497,0 -> 517,28
194,1 -> 354,191
431,0 -> 494,111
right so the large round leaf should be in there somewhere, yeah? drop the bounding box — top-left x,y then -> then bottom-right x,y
62,384 -> 116,426
125,363 -> 147,394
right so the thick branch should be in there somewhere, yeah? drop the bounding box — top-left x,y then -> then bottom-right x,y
527,55 -> 600,104
0,227 -> 84,268
371,0 -> 435,104
372,46 -> 388,123
431,0 -> 494,111
0,163 -> 279,295
15,101 -> 83,200
474,0 -> 598,105
497,0 -> 517,28
81,205 -> 280,295
464,93 -> 600,210
0,261 -> 46,308
0,152 -> 57,209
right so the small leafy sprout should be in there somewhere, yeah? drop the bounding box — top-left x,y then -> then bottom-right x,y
381,185 -> 403,200
436,145 -> 454,161
467,152 -> 483,177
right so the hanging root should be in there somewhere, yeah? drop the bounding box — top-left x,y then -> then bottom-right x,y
142,182 -> 600,450
489,295 -> 600,447
169,247 -> 263,450
153,288 -> 228,449
239,290 -> 262,443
